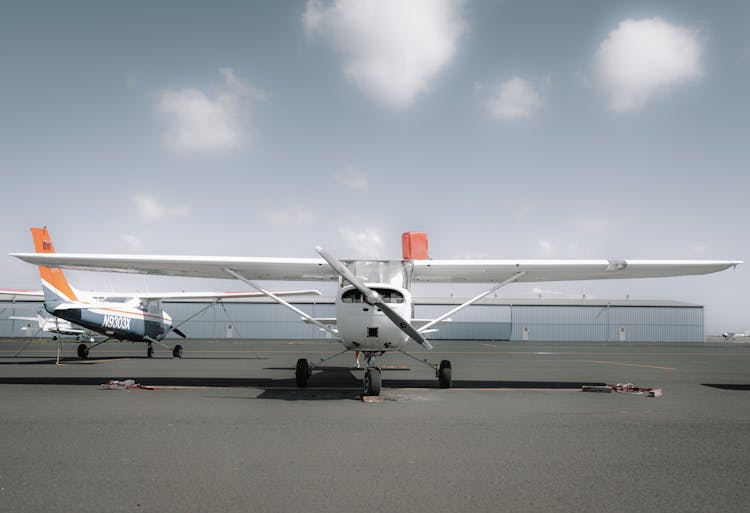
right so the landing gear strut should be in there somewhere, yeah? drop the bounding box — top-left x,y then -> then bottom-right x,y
360,352 -> 384,397
147,343 -> 154,358
363,367 -> 381,396
398,350 -> 453,390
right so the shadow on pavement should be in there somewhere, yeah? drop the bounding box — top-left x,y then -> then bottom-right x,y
702,383 -> 750,390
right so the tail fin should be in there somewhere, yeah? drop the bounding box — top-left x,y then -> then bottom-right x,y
30,227 -> 78,309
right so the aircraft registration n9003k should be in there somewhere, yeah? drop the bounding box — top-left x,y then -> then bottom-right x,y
11,230 -> 741,396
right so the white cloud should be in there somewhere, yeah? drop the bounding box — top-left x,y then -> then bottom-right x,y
219,68 -> 268,102
157,68 -> 265,153
334,166 -> 368,190
535,239 -> 556,257
133,195 -> 190,224
485,76 -> 544,120
304,0 -> 465,109
339,226 -> 384,258
261,206 -> 318,227
594,17 -> 702,111
120,234 -> 145,252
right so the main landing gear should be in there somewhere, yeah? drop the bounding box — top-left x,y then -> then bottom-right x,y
294,352 -> 452,397
147,342 -> 183,358
296,358 -> 312,387
75,339 -> 182,359
438,359 -> 452,389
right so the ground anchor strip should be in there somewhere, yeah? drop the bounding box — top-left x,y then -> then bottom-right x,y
581,383 -> 663,397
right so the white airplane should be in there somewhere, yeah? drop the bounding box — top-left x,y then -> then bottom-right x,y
8,312 -> 90,339
4,227 -> 320,360
11,230 -> 741,395
722,330 -> 749,340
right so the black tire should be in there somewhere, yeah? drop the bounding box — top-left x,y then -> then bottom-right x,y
77,343 -> 88,359
296,358 -> 310,387
363,368 -> 382,396
147,345 -> 154,358
172,345 -> 183,358
438,360 -> 452,389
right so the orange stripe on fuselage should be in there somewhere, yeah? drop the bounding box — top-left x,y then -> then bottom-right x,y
31,227 -> 78,302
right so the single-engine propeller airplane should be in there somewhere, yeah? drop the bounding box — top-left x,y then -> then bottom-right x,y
8,312 -> 91,340
11,230 -> 741,395
6,227 -> 320,360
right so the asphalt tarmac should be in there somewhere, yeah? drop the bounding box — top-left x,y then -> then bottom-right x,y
1,338 -> 749,513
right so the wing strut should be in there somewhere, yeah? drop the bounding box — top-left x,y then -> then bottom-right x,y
418,271 -> 526,334
223,268 -> 340,339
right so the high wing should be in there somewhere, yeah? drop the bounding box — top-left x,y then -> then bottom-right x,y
0,289 -> 44,299
9,254 -> 337,281
0,288 -> 318,301
103,290 -> 321,300
409,259 -> 742,283
9,253 -> 741,283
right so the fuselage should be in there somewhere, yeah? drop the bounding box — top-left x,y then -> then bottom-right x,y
46,298 -> 172,342
336,283 -> 413,352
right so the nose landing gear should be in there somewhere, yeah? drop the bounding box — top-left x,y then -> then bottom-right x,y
363,366 -> 382,396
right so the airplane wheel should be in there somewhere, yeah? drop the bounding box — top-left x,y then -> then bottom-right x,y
147,345 -> 154,358
172,345 -> 183,358
438,360 -> 452,389
296,358 -> 310,387
77,344 -> 89,359
363,367 -> 381,396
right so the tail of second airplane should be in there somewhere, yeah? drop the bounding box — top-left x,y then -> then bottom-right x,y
30,227 -> 79,310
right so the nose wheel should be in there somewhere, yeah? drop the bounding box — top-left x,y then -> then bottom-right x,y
147,344 -> 154,358
363,367 -> 382,396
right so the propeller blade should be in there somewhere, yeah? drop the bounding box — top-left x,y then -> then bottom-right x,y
376,301 -> 433,350
314,246 -> 377,303
315,246 -> 433,350
172,328 -> 187,338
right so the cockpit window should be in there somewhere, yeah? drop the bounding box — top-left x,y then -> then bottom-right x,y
341,288 -> 404,303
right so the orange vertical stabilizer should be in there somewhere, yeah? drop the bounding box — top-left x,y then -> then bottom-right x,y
402,232 -> 429,260
30,227 -> 78,302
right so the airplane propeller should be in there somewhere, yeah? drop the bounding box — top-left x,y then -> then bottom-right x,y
315,246 -> 433,351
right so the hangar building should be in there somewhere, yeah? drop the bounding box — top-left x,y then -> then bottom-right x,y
0,296 -> 705,343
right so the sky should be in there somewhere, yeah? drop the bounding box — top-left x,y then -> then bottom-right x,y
0,0 -> 748,333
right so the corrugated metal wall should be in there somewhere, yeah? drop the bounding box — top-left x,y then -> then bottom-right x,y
415,304 -> 512,340
0,300 -> 704,342
510,305 -> 703,342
